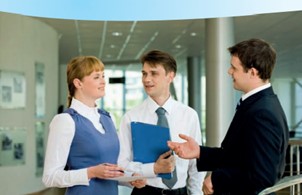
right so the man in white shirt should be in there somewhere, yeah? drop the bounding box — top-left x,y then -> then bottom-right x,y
118,50 -> 205,195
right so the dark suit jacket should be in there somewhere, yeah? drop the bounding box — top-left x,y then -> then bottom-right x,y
197,87 -> 289,195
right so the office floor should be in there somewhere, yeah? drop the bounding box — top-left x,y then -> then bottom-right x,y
27,188 -> 65,195
27,185 -> 301,195
27,186 -> 132,195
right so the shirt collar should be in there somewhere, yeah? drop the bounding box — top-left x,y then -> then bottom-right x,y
70,98 -> 99,116
241,83 -> 271,101
146,95 -> 174,115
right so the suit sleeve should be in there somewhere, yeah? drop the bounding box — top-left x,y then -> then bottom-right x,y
197,146 -> 224,171
210,109 -> 285,193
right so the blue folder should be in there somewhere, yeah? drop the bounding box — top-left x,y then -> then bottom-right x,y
131,121 -> 172,179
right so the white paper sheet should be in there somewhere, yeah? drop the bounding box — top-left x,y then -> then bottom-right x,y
108,175 -> 153,182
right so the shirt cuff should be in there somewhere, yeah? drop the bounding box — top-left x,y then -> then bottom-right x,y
141,163 -> 157,177
74,168 -> 90,185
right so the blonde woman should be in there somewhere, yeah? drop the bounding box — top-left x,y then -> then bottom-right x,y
43,56 -> 145,195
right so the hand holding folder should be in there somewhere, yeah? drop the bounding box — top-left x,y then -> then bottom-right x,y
131,121 -> 172,179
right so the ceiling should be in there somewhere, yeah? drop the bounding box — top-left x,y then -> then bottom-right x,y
32,10 -> 302,78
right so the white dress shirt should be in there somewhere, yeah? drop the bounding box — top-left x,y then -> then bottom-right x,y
42,98 -> 105,187
118,96 -> 205,194
241,83 -> 271,101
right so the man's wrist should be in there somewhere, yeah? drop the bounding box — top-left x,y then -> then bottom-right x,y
196,147 -> 201,159
153,162 -> 159,174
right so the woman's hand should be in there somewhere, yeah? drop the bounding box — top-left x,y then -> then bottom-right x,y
87,163 -> 124,179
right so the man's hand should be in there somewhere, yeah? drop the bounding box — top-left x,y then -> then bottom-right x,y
130,173 -> 146,189
154,150 -> 175,174
167,134 -> 200,159
202,173 -> 214,195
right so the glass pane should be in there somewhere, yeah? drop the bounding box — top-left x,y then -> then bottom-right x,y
295,78 -> 302,137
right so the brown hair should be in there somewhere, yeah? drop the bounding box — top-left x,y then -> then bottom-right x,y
140,50 -> 177,74
66,56 -> 104,107
228,38 -> 276,80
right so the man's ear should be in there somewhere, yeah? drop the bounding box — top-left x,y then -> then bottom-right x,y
250,67 -> 259,78
168,71 -> 175,82
73,78 -> 82,89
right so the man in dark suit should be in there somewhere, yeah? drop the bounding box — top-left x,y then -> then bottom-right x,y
168,38 -> 289,195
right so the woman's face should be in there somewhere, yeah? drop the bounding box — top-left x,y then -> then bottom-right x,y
80,70 -> 106,100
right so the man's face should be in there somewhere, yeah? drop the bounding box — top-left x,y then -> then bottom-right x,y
141,62 -> 174,99
228,55 -> 252,94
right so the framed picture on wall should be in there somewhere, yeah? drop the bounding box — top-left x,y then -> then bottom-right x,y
0,127 -> 26,166
0,70 -> 26,109
35,62 -> 45,118
35,121 -> 45,176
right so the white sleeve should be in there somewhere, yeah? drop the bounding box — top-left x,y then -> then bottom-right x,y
186,112 -> 206,195
42,113 -> 89,187
117,114 -> 156,177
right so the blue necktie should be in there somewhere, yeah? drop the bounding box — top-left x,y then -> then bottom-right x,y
156,107 -> 177,189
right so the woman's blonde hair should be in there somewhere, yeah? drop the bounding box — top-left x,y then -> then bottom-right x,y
66,56 -> 104,107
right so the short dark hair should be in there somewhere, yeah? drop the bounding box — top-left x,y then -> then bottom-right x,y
228,38 -> 276,80
140,50 -> 177,74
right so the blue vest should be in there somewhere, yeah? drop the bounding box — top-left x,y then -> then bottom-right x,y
64,108 -> 119,195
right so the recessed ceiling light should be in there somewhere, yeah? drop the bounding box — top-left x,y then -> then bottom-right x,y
175,45 -> 181,49
112,32 -> 122,36
190,32 -> 197,36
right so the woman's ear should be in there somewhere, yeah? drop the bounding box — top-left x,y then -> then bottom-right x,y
73,78 -> 82,89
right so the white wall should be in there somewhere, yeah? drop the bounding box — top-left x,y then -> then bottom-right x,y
272,78 -> 292,126
59,64 -> 68,108
0,12 -> 59,194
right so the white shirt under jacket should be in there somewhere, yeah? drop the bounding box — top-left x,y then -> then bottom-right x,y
118,96 -> 205,194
